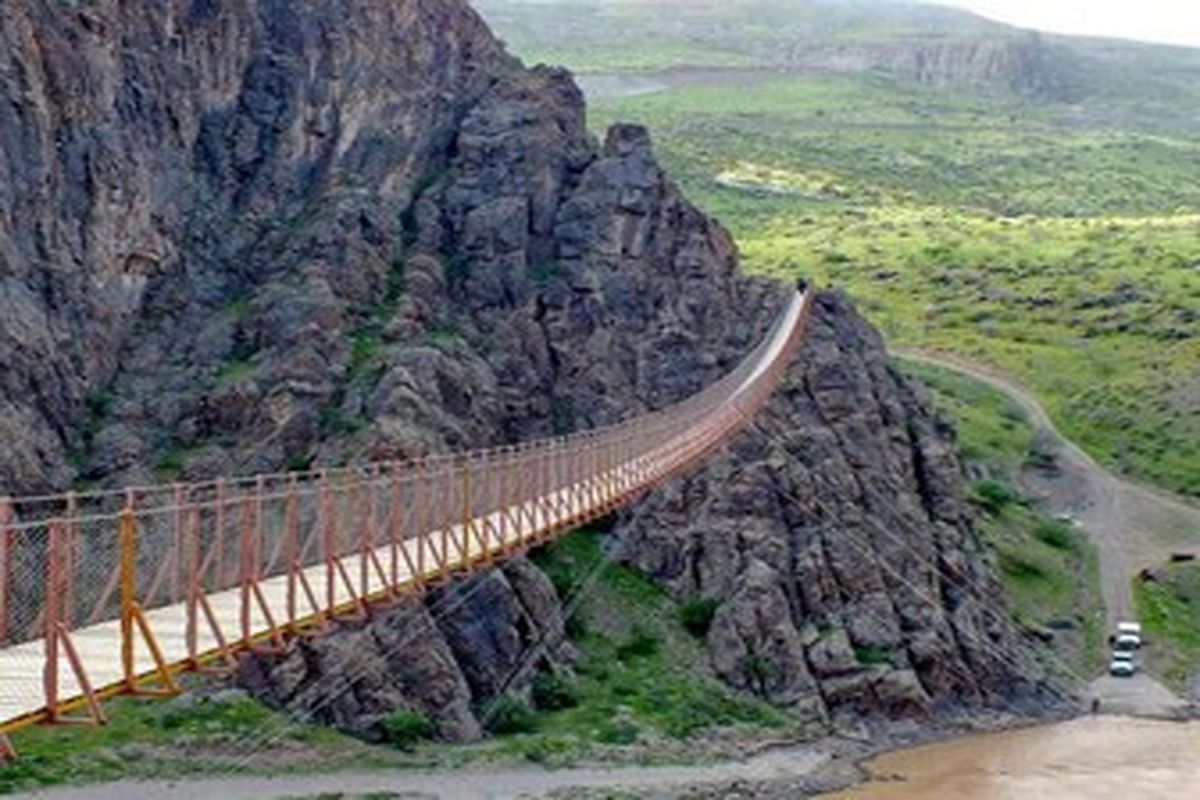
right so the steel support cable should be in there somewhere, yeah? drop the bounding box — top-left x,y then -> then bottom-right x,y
167,300 -> 811,773
0,293 -> 809,753
155,393 -> 1078,776
743,418 -> 1093,698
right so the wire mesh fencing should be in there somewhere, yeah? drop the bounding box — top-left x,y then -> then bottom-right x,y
0,290 -> 811,740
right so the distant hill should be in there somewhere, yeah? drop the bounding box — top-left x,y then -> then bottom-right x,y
475,0 -> 1200,108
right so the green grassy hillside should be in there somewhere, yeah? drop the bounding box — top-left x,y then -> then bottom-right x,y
477,0 -> 1200,497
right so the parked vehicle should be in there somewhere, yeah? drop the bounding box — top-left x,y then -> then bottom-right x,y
1110,650 -> 1137,677
1111,621 -> 1142,651
1117,621 -> 1143,639
1114,634 -> 1141,652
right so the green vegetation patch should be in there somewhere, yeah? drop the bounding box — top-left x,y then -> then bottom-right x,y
0,688 -> 369,794
574,65 -> 1200,498
465,528 -> 798,764
1134,564 -> 1200,692
899,359 -> 1107,679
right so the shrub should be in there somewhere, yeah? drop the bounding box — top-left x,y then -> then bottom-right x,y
1000,552 -> 1049,583
383,710 -> 434,750
679,597 -> 721,639
854,646 -> 894,666
1033,519 -> 1077,552
741,654 -> 777,698
531,672 -> 579,711
444,253 -> 471,287
970,479 -> 1023,516
616,625 -> 661,660
565,609 -> 589,640
486,696 -> 538,735
596,719 -> 639,745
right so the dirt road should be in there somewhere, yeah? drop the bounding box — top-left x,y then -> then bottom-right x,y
19,744 -> 835,800
896,350 -> 1200,715
897,349 -> 1200,624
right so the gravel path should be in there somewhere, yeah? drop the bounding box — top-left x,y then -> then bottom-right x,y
897,349 -> 1200,624
896,350 -> 1200,716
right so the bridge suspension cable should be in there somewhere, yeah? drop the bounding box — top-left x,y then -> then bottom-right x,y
0,289 -> 813,759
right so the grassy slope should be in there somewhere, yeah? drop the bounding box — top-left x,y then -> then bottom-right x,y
900,359 -> 1106,679
485,527 -> 798,762
477,1 -> 1200,497
1134,564 -> 1200,691
0,689 -> 386,794
578,80 -> 1198,499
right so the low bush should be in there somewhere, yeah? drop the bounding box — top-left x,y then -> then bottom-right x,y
486,696 -> 538,735
1033,519 -> 1077,552
383,710 -> 434,750
531,672 -> 579,711
970,479 -> 1023,516
678,597 -> 721,639
854,646 -> 894,666
616,625 -> 661,660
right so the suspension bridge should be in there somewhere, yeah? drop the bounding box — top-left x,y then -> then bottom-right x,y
0,289 -> 813,762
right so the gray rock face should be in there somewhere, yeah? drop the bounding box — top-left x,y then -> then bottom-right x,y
237,558 -> 565,741
1,0 -> 1064,741
620,292 -> 1060,719
780,34 -> 1083,99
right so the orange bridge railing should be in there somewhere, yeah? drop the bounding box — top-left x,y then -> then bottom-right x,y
0,289 -> 813,758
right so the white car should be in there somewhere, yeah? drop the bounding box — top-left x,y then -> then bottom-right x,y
1110,650 -> 1137,677
1114,633 -> 1141,652
1113,621 -> 1143,651
1117,621 -> 1143,639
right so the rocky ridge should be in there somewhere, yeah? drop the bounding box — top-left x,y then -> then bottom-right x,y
0,0 -> 1062,742
779,34 -> 1084,98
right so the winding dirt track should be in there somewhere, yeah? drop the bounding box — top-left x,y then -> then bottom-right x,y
896,349 -> 1200,623
897,349 -> 1200,715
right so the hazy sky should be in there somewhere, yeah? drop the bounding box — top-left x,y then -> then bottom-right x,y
924,1 -> 1200,47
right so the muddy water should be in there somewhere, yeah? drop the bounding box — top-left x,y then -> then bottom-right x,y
828,716 -> 1200,800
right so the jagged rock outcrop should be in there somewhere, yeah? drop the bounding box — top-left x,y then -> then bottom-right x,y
0,0 -> 1062,742
238,558 -> 570,741
620,291 -> 1054,721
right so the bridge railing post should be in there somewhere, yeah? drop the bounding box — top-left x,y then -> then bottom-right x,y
358,468 -> 371,599
414,458 -> 428,586
284,474 -> 299,628
0,497 -> 11,647
119,494 -> 137,689
213,478 -> 226,592
186,502 -> 201,664
496,448 -> 509,554
171,484 -> 186,606
63,492 -> 77,632
460,456 -> 472,568
387,468 -> 402,591
44,519 -> 63,717
319,470 -> 336,613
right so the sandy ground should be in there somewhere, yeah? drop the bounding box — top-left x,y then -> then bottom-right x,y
18,745 -> 839,800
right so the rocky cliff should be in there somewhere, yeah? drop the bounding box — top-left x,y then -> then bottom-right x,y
0,0 -> 1060,742
780,34 -> 1084,99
